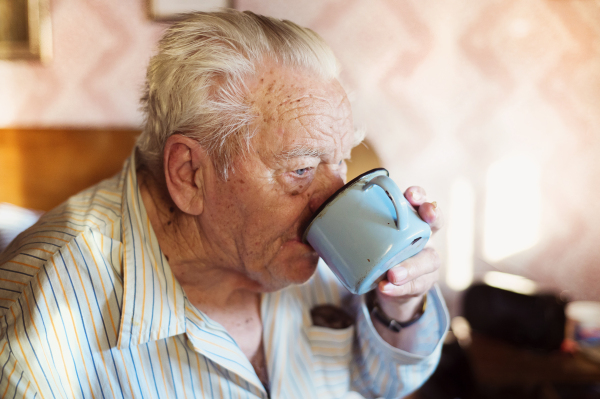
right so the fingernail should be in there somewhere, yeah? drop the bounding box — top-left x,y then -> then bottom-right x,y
411,191 -> 422,201
431,201 -> 437,209
394,267 -> 408,283
382,282 -> 395,293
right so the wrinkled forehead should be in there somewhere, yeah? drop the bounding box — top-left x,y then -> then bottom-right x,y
247,65 -> 354,163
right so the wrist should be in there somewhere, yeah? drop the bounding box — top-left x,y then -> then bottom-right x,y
377,294 -> 425,323
368,292 -> 427,333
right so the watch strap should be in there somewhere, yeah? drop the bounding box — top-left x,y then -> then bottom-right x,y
370,294 -> 427,333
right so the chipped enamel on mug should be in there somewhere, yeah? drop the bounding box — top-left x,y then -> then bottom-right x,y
302,168 -> 431,295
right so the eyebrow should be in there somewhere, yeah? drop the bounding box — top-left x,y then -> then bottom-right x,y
276,143 -> 328,161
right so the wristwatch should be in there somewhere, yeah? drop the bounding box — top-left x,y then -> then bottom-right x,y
369,293 -> 427,333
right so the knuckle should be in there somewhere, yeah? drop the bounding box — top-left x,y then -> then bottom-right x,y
392,285 -> 404,296
425,248 -> 441,268
395,282 -> 409,296
408,280 -> 417,295
413,278 -> 425,294
403,264 -> 415,281
431,250 -> 441,267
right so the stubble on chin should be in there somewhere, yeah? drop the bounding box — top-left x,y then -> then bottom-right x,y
255,251 -> 320,293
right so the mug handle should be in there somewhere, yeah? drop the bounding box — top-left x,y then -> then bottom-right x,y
363,175 -> 409,231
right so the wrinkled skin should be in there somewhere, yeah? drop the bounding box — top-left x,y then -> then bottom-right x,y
141,62 -> 442,368
195,64 -> 355,292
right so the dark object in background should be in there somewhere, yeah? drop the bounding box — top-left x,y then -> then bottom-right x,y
417,340 -> 476,399
477,383 -> 600,399
416,339 -> 600,399
464,284 -> 566,352
554,383 -> 600,399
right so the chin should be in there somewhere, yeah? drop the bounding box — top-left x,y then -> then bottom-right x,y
262,243 -> 320,291
287,255 -> 320,283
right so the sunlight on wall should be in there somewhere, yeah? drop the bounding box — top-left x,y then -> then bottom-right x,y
483,155 -> 541,263
446,177 -> 475,291
483,271 -> 538,295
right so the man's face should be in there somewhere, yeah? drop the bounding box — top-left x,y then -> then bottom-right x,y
200,64 -> 355,291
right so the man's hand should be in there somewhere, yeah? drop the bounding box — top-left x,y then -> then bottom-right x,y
374,186 -> 443,327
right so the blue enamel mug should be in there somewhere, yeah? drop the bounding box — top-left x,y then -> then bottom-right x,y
302,168 -> 431,295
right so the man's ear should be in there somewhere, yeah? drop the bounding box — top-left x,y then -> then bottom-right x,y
163,134 -> 211,216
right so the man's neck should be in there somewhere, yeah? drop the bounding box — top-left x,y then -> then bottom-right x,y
136,168 -> 263,315
137,169 -> 267,378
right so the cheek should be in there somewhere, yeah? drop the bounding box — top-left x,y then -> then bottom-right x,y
261,192 -> 310,225
248,191 -> 312,243
223,173 -> 314,242
288,178 -> 316,196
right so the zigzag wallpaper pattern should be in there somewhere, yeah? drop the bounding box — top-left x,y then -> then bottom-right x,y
1,0 -> 600,311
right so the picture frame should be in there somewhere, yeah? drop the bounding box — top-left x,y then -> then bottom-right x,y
0,0 -> 52,62
149,0 -> 233,21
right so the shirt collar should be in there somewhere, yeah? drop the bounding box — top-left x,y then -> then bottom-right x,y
113,152 -> 283,396
113,152 -> 267,394
116,152 -> 186,349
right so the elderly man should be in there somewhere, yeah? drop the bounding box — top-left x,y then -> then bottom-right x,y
0,10 -> 448,399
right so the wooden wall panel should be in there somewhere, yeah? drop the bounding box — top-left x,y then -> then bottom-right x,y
0,128 -> 381,213
0,129 -> 138,211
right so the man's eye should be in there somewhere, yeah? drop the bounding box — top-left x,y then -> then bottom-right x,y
294,168 -> 308,176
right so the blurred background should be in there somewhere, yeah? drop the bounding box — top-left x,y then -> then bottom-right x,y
1,0 -> 600,398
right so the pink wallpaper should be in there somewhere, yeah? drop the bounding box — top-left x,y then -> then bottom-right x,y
2,0 -> 600,309
239,0 -> 600,309
0,0 -> 165,126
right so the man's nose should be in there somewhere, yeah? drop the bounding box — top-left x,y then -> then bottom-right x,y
308,168 -> 345,214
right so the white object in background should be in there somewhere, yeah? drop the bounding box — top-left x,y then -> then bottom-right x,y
483,155 -> 541,262
0,203 -> 43,252
446,177 -> 475,291
483,271 -> 538,295
566,301 -> 600,363
566,301 -> 600,344
451,316 -> 472,347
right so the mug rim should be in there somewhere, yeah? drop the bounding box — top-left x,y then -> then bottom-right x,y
302,167 -> 389,243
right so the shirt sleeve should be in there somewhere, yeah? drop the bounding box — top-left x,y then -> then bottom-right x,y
350,285 -> 449,398
0,316 -> 41,399
304,260 -> 450,399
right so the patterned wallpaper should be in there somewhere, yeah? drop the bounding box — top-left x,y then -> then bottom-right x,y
0,0 -> 165,126
1,0 -> 600,310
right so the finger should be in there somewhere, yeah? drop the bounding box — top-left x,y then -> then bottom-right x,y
378,270 -> 439,298
385,247 -> 441,286
404,186 -> 427,207
418,202 -> 444,233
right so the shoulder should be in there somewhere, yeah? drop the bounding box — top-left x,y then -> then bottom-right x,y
0,172 -> 125,319
44,168 -> 126,241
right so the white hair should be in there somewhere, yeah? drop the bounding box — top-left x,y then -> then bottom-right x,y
136,10 -> 341,180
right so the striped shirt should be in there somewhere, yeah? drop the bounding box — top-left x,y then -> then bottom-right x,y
0,152 -> 448,399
